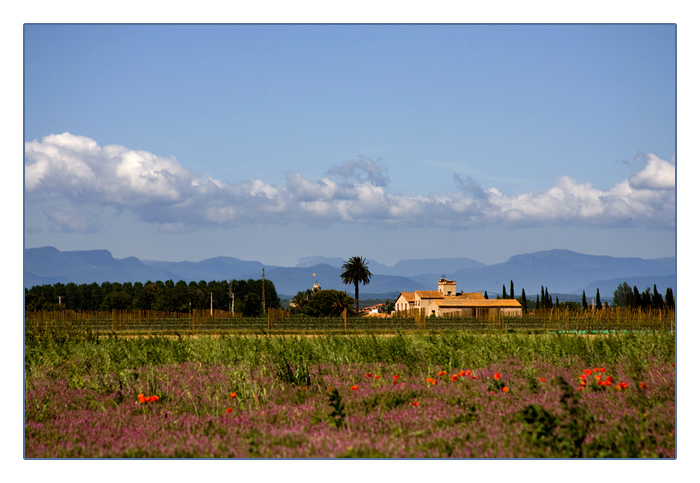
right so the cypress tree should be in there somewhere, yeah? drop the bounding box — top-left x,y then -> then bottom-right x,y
582,290 -> 588,310
652,284 -> 664,309
544,287 -> 550,309
641,288 -> 651,309
540,286 -> 545,307
595,288 -> 602,310
510,280 -> 515,299
502,285 -> 507,300
484,291 -> 488,299
632,286 -> 641,308
520,288 -> 527,310
536,294 -> 540,310
665,288 -> 675,310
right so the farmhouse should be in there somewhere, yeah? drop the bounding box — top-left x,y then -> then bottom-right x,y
394,278 -> 522,318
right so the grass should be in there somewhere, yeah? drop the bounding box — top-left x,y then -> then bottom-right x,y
24,327 -> 675,458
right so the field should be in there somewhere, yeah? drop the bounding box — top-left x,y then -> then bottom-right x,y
25,306 -> 676,334
24,324 -> 675,458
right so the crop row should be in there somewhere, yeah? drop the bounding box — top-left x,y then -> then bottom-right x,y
25,312 -> 675,335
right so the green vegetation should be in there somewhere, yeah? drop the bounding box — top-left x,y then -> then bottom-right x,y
340,255 -> 373,314
613,282 -> 674,310
24,329 -> 675,458
290,289 -> 356,317
24,278 -> 282,313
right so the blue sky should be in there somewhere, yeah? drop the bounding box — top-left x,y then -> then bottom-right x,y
23,23 -> 677,266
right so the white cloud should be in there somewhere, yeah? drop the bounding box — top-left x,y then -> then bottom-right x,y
629,153 -> 676,190
24,132 -> 676,233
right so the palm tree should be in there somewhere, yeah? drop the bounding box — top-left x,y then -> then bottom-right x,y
326,290 -> 356,317
340,256 -> 373,314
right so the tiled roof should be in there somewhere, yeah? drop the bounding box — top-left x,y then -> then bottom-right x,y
433,299 -> 522,308
396,292 -> 416,301
415,291 -> 444,299
448,292 -> 485,300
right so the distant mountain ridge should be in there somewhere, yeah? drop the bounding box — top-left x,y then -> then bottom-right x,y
24,246 -> 676,299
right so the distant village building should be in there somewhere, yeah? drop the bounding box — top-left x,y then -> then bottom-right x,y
394,278 -> 522,318
360,303 -> 385,315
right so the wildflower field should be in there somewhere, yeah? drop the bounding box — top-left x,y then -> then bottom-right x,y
24,328 -> 675,458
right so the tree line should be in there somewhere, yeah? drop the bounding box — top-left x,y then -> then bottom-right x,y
612,282 -> 675,310
493,279 -> 674,311
24,279 -> 282,316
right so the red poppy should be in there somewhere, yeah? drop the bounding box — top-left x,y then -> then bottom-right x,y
351,385 -> 359,391
584,369 -> 592,376
451,375 -> 459,382
411,401 -> 419,406
606,376 -> 614,382
365,373 -> 372,378
437,371 -> 447,376
230,392 -> 237,398
599,368 -> 606,372
152,395 -> 159,402
639,382 -> 648,389
226,408 -> 233,413
578,387 -> 583,391
489,391 -> 495,395
579,374 -> 587,380
471,375 -> 477,380
458,370 -> 465,376
374,375 -> 380,379
539,378 -> 546,383
137,394 -> 145,403
465,370 -> 472,376
493,372 -> 501,380
425,377 -> 436,385
393,375 -> 400,380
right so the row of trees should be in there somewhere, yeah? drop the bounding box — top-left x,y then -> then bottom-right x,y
613,282 -> 675,310
24,279 -> 282,316
495,280 -> 674,311
494,281 -> 564,311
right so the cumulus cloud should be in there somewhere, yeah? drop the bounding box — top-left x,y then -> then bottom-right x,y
24,132 -> 676,233
628,153 -> 676,190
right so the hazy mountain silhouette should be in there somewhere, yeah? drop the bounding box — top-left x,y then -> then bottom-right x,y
24,246 -> 675,298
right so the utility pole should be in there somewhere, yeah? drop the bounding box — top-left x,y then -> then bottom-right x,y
261,267 -> 266,314
228,281 -> 235,315
210,292 -> 213,316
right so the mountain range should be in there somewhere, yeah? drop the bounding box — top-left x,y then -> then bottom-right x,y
24,246 -> 676,299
